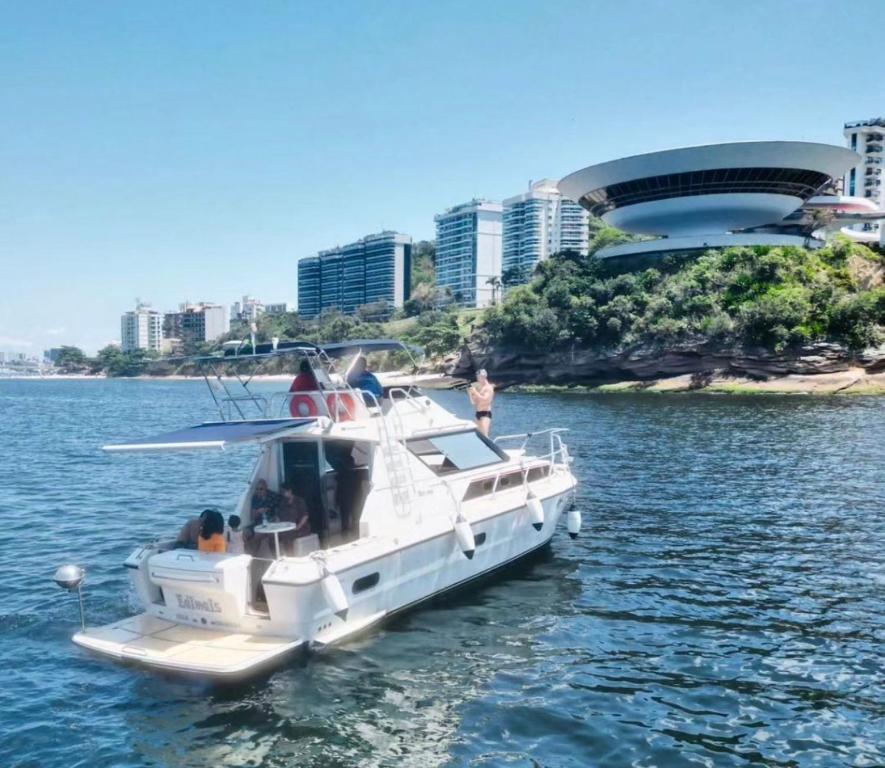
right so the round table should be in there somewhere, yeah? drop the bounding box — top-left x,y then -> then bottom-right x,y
253,521 -> 297,560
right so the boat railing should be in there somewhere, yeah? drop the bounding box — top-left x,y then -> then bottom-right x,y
494,428 -> 571,473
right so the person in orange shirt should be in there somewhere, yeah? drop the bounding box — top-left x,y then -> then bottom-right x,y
197,509 -> 227,553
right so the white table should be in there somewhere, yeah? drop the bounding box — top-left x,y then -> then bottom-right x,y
253,521 -> 297,560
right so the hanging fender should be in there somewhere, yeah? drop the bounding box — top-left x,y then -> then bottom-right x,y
567,509 -> 582,539
526,494 -> 544,531
453,515 -> 475,560
320,567 -> 349,620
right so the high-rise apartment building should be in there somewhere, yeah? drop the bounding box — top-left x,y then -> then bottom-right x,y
502,179 -> 590,283
163,302 -> 227,345
297,231 -> 412,319
434,200 -> 503,308
843,118 -> 884,242
121,302 -> 163,352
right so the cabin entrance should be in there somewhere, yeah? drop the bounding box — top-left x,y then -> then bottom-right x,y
278,438 -> 370,548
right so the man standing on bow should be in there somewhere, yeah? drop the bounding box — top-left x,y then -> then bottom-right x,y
468,368 -> 495,437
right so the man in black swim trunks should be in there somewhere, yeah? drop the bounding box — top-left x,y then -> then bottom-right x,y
467,368 -> 495,437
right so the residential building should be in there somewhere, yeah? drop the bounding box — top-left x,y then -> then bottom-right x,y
297,257 -> 321,318
503,179 -> 590,283
434,200 -> 503,308
163,302 -> 227,345
843,118 -> 885,242
231,296 -> 265,324
264,302 -> 290,315
121,302 -> 163,352
297,231 -> 412,318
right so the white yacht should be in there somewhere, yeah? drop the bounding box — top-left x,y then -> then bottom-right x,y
70,341 -> 579,678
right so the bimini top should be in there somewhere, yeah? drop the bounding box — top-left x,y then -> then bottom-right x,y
103,418 -> 316,453
558,141 -> 860,237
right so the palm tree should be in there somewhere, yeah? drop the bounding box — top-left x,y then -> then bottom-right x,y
486,275 -> 503,305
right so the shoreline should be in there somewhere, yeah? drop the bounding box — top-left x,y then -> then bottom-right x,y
5,369 -> 885,394
506,368 -> 885,396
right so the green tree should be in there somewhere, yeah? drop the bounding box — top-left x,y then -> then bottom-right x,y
54,346 -> 88,372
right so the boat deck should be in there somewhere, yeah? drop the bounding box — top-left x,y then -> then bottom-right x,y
73,614 -> 302,678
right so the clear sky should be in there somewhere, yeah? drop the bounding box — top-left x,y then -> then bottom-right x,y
2,0 -> 884,354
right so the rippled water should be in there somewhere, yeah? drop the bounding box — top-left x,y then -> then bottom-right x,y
1,380 -> 883,767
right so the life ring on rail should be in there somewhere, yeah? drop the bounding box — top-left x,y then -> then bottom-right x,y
326,392 -> 356,422
289,394 -> 319,418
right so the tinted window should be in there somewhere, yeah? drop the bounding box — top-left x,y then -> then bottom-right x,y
352,573 -> 380,594
407,430 -> 507,475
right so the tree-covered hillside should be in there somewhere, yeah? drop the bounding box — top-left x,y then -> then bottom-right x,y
481,235 -> 884,355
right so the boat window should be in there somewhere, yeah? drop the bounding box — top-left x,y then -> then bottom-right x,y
406,430 -> 508,476
352,572 -> 380,594
462,466 -> 547,500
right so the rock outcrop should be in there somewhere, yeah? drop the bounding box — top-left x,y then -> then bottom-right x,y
448,340 -> 885,388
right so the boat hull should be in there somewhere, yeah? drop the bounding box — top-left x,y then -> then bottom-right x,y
76,477 -> 576,678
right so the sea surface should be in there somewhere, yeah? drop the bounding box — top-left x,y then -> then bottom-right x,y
0,380 -> 883,767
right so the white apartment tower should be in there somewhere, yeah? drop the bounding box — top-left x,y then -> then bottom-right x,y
843,118 -> 884,242
503,179 -> 590,284
434,200 -> 503,308
121,302 -> 163,352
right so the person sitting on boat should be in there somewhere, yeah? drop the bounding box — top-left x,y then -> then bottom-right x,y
225,514 -> 245,555
174,509 -> 209,549
249,479 -> 278,525
289,359 -> 318,392
468,368 -> 495,437
346,355 -> 383,405
197,509 -> 226,553
275,485 -> 311,553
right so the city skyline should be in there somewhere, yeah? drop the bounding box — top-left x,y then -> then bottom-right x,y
3,2 -> 884,353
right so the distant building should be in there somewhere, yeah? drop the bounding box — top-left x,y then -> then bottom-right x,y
297,258 -> 321,318
264,302 -> 290,315
297,231 -> 412,319
163,302 -> 227,346
434,200 -> 503,308
231,296 -> 265,324
502,179 -> 589,283
44,348 -> 64,363
843,118 -> 885,242
121,302 -> 163,352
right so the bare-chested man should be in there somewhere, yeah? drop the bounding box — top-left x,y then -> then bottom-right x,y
467,368 -> 495,437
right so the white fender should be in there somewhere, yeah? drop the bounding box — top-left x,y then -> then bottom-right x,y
320,571 -> 349,620
567,509 -> 582,539
526,495 -> 544,531
454,516 -> 475,560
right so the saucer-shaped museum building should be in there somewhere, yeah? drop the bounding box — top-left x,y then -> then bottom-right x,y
558,141 -> 861,260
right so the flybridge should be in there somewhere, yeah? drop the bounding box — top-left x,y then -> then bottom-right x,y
150,338 -> 424,423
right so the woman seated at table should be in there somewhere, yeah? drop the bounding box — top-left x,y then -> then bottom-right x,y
197,509 -> 227,553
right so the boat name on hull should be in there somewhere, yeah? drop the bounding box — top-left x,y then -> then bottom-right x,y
175,593 -> 222,613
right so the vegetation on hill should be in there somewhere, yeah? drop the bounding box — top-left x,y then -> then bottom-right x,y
481,234 -> 884,354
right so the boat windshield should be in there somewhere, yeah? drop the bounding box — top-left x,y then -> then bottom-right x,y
405,430 -> 508,476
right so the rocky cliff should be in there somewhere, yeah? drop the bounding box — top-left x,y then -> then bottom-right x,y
448,339 -> 885,388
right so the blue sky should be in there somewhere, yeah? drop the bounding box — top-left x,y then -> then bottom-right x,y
2,0 -> 884,354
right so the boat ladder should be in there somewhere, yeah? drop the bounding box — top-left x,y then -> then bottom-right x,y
376,401 -> 419,518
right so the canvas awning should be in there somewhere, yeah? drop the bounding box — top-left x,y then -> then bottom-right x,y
102,418 -> 316,453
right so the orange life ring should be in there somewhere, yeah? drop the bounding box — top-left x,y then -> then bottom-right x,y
326,392 -> 356,422
289,394 -> 319,418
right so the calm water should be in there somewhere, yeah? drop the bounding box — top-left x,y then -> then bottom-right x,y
0,380 -> 883,767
